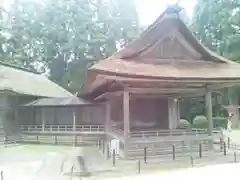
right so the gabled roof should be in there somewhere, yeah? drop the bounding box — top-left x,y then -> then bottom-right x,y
112,5 -> 233,63
88,5 -> 240,81
84,5 -> 240,95
0,61 -> 73,97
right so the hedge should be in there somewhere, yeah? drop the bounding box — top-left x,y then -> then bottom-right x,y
213,116 -> 227,128
192,115 -> 227,129
192,115 -> 208,129
177,119 -> 191,129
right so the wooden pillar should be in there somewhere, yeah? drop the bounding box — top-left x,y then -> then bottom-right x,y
32,108 -> 36,125
205,91 -> 213,136
14,96 -> 19,128
176,99 -> 180,123
41,108 -> 45,131
105,102 -> 111,133
72,107 -> 76,132
53,108 -> 57,125
123,91 -> 130,159
228,87 -> 239,128
168,98 -> 179,129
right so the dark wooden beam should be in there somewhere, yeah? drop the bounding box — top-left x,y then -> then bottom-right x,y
207,83 -> 240,91
99,74 -> 240,84
125,87 -> 204,94
94,91 -> 122,101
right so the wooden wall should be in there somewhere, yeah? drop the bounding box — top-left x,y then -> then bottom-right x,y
0,93 -> 22,138
18,105 -> 105,126
110,96 -> 169,130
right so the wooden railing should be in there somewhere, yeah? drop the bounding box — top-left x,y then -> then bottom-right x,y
20,125 -> 105,133
130,128 -> 221,138
109,127 -> 221,139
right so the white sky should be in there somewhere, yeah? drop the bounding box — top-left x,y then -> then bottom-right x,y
136,0 -> 197,25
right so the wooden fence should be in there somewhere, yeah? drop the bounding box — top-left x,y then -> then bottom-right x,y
20,125 -> 105,134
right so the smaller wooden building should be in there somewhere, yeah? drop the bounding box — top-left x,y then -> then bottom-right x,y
83,5 -> 240,158
0,61 -> 72,142
21,96 -> 105,132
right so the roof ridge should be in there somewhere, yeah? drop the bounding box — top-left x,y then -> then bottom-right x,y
0,61 -> 41,74
114,5 -> 234,64
140,4 -> 182,38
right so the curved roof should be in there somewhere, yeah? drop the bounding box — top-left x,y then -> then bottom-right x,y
85,5 -> 240,94
0,61 -> 72,97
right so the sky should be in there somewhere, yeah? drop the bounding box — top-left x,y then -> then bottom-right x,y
136,0 -> 197,25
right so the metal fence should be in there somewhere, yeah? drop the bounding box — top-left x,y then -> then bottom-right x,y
94,138 -> 240,175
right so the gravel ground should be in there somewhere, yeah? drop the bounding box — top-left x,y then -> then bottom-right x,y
0,144 -> 239,180
0,145 -> 73,180
103,162 -> 240,180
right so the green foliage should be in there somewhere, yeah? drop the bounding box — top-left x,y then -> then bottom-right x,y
192,115 -> 208,129
193,115 -> 207,123
213,117 -> 227,128
0,0 -> 140,93
177,119 -> 191,129
192,0 -> 240,61
180,91 -> 228,124
192,115 -> 227,129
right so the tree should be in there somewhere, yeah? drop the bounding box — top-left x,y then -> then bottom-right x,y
180,0 -> 240,120
191,0 -> 240,60
1,0 -> 140,92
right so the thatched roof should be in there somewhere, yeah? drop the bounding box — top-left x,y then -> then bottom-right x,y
0,62 -> 72,97
23,96 -> 94,107
85,5 -> 240,94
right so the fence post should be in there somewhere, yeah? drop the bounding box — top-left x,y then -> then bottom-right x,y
190,156 -> 194,167
199,142 -> 202,158
97,140 -> 100,149
220,138 -> 223,152
1,171 -> 3,180
172,144 -> 176,160
70,165 -> 74,180
4,136 -> 7,147
105,143 -> 110,160
182,140 -> 185,155
102,141 -> 105,154
144,147 -> 147,164
74,136 -> 77,147
99,140 -> 101,149
137,160 -> 141,174
228,137 -> 230,149
53,136 -> 57,145
234,152 -> 237,163
112,149 -> 116,166
106,144 -> 110,160
36,135 -> 39,141
224,142 -> 227,156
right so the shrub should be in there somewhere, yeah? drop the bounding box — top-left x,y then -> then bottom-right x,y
177,119 -> 191,129
192,115 -> 227,129
193,115 -> 207,123
213,116 -> 227,128
192,115 -> 208,129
